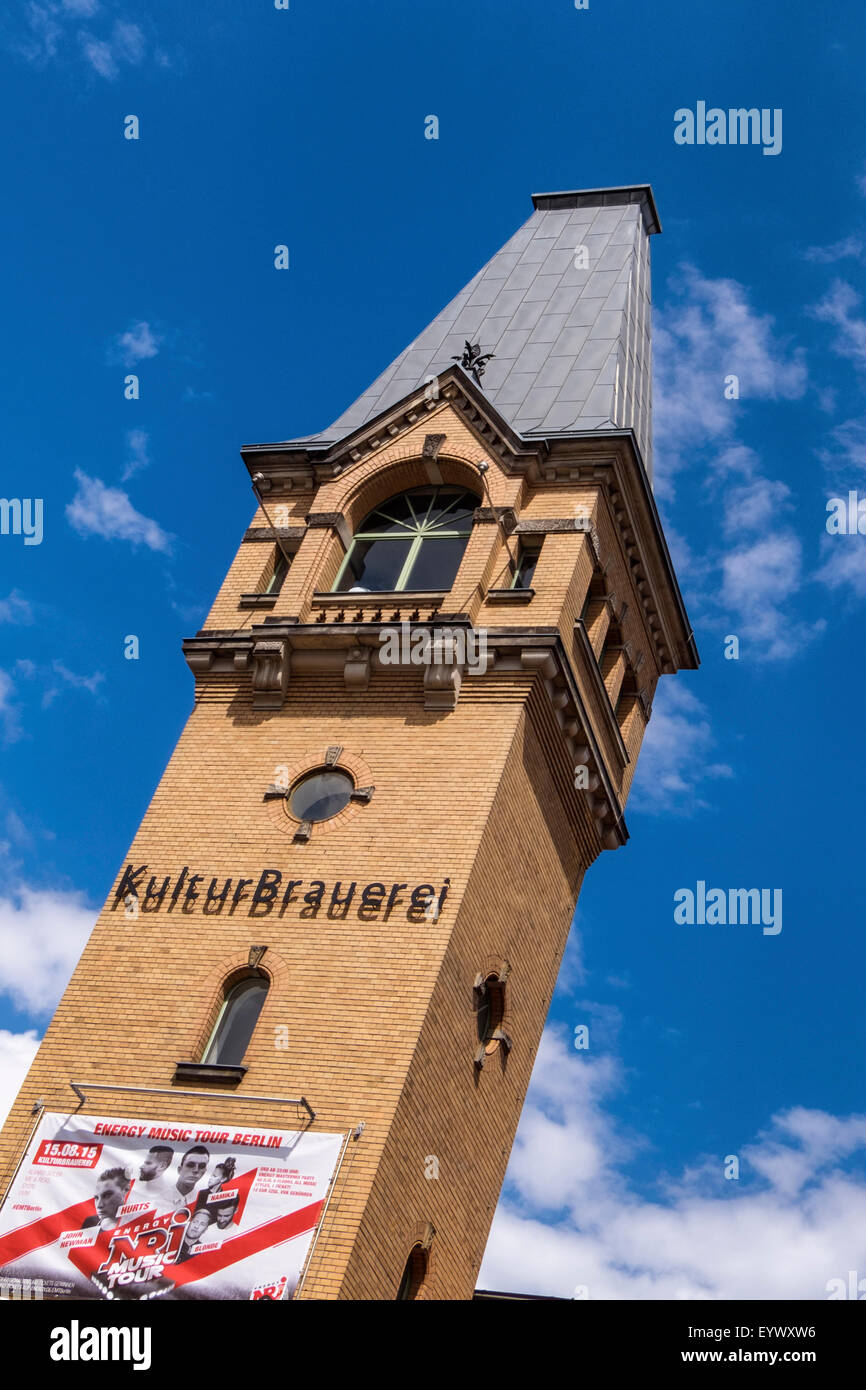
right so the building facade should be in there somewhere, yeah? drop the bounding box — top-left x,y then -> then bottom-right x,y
0,186 -> 697,1300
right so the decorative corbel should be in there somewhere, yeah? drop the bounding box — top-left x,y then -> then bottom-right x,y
344,646 -> 371,692
251,637 -> 290,710
520,648 -> 557,680
423,640 -> 464,711
184,650 -> 214,675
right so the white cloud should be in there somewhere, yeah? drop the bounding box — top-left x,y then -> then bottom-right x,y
629,681 -> 733,816
111,320 -> 161,368
818,417 -> 866,477
721,532 -> 823,660
0,1029 -> 40,1129
0,590 -> 33,624
4,809 -> 31,850
7,3 -> 151,79
109,18 -> 142,61
721,477 -> 792,537
0,884 -> 94,1014
654,268 -> 819,661
52,661 -> 104,694
554,924 -> 586,996
654,265 -> 807,484
9,656 -> 103,712
9,3 -> 62,65
809,280 -> 866,370
815,536 -> 866,597
803,236 -> 863,264
122,428 -> 150,481
0,669 -> 23,744
79,34 -> 115,78
80,20 -> 144,80
51,661 -> 105,696
66,469 -> 172,552
480,1027 -> 866,1299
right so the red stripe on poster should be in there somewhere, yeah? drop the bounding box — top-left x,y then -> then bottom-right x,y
0,1199 -> 101,1265
168,1200 -> 325,1288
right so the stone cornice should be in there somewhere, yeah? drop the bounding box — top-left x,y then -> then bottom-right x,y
538,437 -> 698,674
182,623 -> 628,852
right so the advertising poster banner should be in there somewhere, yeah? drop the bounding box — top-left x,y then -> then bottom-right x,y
0,1112 -> 345,1301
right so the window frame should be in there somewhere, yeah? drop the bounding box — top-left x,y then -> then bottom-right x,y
201,973 -> 269,1068
288,766 -> 355,825
331,486 -> 478,594
395,1244 -> 427,1300
264,548 -> 290,595
510,539 -> 542,591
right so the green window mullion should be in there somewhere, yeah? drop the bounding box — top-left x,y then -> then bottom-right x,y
332,543 -> 356,591
395,534 -> 424,590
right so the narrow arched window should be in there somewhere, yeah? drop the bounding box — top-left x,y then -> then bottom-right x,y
202,975 -> 269,1067
396,1244 -> 427,1300
473,969 -> 512,1068
332,486 -> 478,594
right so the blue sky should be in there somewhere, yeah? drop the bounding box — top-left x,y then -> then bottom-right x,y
2,0 -> 866,1298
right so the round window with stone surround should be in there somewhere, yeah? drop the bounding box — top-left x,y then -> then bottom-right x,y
289,768 -> 353,823
264,747 -> 375,839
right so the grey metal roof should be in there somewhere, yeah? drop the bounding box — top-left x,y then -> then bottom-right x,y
294,186 -> 660,479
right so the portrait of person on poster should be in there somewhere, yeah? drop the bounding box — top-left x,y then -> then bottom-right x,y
131,1144 -> 177,1213
174,1208 -> 216,1264
81,1168 -> 133,1231
165,1145 -> 211,1211
194,1196 -> 240,1248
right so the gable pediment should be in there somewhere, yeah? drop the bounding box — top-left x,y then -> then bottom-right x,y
240,366 -> 544,495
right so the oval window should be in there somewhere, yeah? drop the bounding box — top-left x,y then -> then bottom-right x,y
289,769 -> 353,823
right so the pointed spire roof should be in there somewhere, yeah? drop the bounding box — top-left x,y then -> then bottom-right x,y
279,185 -> 661,480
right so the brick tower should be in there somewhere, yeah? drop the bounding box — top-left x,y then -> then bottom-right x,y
0,186 -> 697,1300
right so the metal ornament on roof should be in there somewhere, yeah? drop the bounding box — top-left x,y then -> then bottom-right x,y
453,340 -> 495,386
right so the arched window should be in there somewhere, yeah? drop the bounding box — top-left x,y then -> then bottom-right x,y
333,487 -> 478,594
473,969 -> 512,1068
202,975 -> 269,1067
396,1244 -> 427,1300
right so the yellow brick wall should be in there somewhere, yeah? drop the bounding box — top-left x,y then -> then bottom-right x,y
335,680 -> 594,1298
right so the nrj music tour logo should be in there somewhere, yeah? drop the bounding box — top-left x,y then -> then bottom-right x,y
251,1274 -> 288,1300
